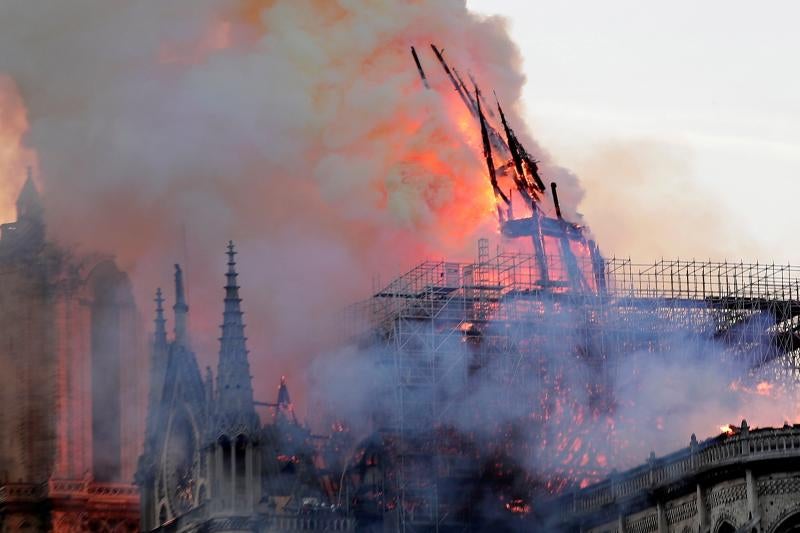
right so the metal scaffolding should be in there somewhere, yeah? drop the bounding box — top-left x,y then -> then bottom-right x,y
346,240 -> 800,531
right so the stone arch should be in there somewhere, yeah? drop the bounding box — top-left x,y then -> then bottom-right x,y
160,401 -> 199,516
87,520 -> 113,533
219,434 -> 233,475
158,502 -> 168,525
716,520 -> 736,533
770,510 -> 800,533
217,434 -> 233,506
85,259 -> 134,482
234,434 -> 248,498
55,513 -> 81,533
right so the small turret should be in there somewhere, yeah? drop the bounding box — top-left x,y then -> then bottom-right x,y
1,168 -> 45,250
144,288 -> 169,453
16,167 -> 43,221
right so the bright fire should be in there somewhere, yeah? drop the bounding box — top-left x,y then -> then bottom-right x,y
0,75 -> 37,223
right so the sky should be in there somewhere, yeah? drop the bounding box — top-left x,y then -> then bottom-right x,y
467,0 -> 800,263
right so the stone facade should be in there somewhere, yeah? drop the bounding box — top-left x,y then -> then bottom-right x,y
544,421 -> 800,532
0,175 -> 144,531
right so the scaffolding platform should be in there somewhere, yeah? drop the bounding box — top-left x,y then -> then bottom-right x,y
345,240 -> 800,531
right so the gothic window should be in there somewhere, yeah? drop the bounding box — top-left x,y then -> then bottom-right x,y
165,409 -> 197,515
717,521 -> 736,533
775,511 -> 800,532
88,260 -> 132,482
235,435 -> 248,497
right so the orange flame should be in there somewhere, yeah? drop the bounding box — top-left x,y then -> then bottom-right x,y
0,75 -> 38,223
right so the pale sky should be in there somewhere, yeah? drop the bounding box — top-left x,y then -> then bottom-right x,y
467,0 -> 800,263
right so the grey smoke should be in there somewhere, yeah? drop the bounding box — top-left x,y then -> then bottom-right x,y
0,0 -> 582,410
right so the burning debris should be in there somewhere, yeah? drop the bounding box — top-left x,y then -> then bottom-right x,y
411,43 -> 601,294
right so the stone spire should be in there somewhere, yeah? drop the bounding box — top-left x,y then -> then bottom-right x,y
173,264 -> 189,347
16,167 -> 42,221
214,241 -> 258,432
145,288 -> 169,450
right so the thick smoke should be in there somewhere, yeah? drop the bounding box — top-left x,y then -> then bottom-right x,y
310,294 -> 800,498
0,1 -> 578,408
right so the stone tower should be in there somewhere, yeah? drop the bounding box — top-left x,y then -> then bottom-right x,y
0,173 -> 144,531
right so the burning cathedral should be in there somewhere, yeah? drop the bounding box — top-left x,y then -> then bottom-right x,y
2,42 -> 800,533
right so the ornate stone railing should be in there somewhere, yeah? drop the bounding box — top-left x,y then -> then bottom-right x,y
0,479 -> 138,505
86,482 -> 139,501
265,515 -> 354,531
0,483 -> 45,503
556,422 -> 800,518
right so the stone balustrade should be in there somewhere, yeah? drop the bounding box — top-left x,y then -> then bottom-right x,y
0,483 -> 44,503
554,421 -> 800,519
0,479 -> 138,504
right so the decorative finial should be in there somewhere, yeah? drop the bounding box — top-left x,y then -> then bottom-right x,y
155,287 -> 164,312
153,287 -> 167,347
227,240 -> 237,272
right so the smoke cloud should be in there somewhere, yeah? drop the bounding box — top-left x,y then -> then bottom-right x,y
576,139 -> 765,261
310,294 -> 800,503
0,1 -> 579,409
